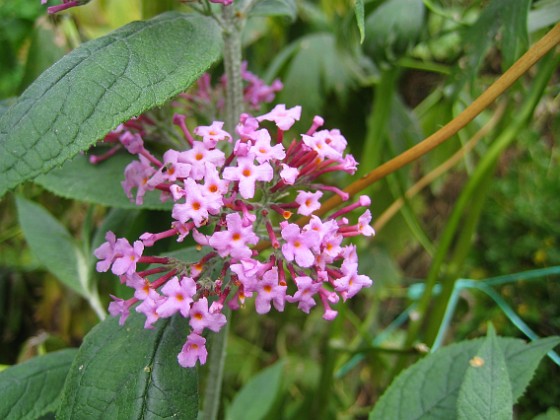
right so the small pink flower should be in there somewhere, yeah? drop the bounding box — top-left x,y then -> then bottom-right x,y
295,190 -> 323,216
111,239 -> 144,276
178,333 -> 208,368
180,142 -> 225,181
285,276 -> 321,313
189,297 -> 227,333
194,121 -> 231,148
157,276 -> 197,318
280,164 -> 299,184
257,104 -> 302,130
94,231 -> 117,272
254,267 -> 287,314
172,178 -> 216,227
135,296 -> 163,329
108,295 -> 134,326
122,155 -> 156,205
222,157 -> 273,199
209,213 -> 259,260
248,129 -> 286,163
124,272 -> 159,301
280,222 -> 320,268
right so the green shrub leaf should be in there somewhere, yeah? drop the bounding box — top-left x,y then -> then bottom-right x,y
0,349 -> 78,420
16,196 -> 90,297
457,326 -> 513,420
35,154 -> 171,210
0,12 -> 221,198
57,311 -> 198,419
250,0 -> 296,20
227,360 -> 285,420
369,335 -> 560,419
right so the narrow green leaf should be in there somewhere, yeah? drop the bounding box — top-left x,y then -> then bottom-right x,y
457,326 -> 513,420
0,349 -> 78,420
354,0 -> 365,43
227,360 -> 285,420
57,311 -> 198,419
250,0 -> 297,20
369,336 -> 559,419
16,196 -> 89,297
501,0 -> 530,70
0,12 -> 221,198
35,154 -> 171,210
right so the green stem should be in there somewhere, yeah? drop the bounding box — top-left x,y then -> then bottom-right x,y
201,5 -> 246,418
221,5 -> 244,133
202,309 -> 231,420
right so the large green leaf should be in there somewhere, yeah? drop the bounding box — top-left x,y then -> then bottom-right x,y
0,12 -> 221,198
369,335 -> 560,419
35,154 -> 171,210
227,360 -> 285,420
0,349 -> 78,420
57,311 -> 198,419
16,196 -> 90,297
457,326 -> 513,420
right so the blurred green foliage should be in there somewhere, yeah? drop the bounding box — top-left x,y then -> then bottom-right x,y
0,0 -> 559,418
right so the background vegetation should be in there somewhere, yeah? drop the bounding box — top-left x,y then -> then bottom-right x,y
0,0 -> 559,418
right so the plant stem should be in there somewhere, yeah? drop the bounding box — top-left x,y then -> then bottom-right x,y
201,5 -> 245,419
202,308 -> 231,420
222,5 -> 244,133
314,22 -> 560,217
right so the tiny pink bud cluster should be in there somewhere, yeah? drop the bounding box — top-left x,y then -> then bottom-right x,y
95,104 -> 374,368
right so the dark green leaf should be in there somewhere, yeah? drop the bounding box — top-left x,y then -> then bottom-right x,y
16,196 -> 90,297
227,360 -> 285,420
369,336 -> 560,419
35,154 -> 171,210
250,0 -> 296,20
0,349 -> 78,420
457,325 -> 513,420
363,0 -> 425,66
57,311 -> 198,419
0,12 -> 221,198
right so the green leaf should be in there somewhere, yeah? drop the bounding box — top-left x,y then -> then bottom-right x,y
16,196 -> 90,297
502,336 -> 560,402
363,0 -> 425,66
0,12 -> 221,198
450,0 -> 530,95
457,326 -> 513,420
250,0 -> 297,20
354,0 -> 365,43
35,154 -> 171,210
369,335 -> 560,419
227,360 -> 285,420
0,349 -> 78,420
57,311 -> 198,419
501,0 -> 530,70
533,407 -> 560,420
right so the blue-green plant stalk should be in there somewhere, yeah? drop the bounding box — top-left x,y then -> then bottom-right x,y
400,51 -> 560,363
422,51 -> 560,345
432,266 -> 560,365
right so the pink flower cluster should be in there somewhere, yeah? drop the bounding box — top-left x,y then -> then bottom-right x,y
179,62 -> 283,119
95,104 -> 374,368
